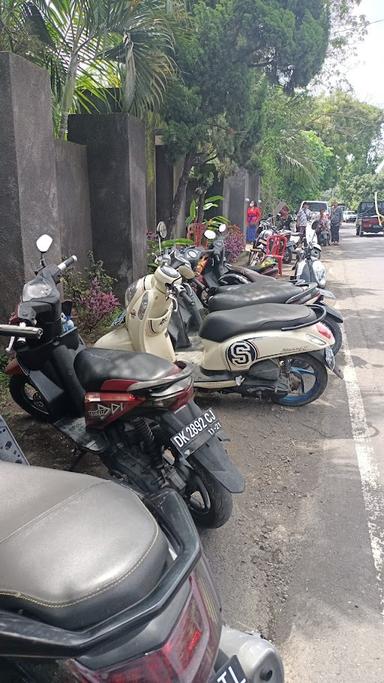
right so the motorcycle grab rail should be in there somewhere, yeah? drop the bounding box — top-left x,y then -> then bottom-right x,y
280,304 -> 326,331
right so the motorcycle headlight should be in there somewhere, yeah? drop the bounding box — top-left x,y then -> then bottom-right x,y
22,281 -> 52,301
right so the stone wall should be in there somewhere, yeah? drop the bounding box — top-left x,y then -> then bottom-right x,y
68,113 -> 147,300
0,53 -> 62,320
55,140 -> 92,268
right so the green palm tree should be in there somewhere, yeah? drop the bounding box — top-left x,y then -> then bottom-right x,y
1,0 -> 176,137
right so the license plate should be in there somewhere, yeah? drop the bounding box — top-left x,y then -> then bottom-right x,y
171,408 -> 222,457
210,655 -> 249,683
325,347 -> 335,370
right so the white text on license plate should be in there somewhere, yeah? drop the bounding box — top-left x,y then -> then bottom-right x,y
173,408 -> 219,450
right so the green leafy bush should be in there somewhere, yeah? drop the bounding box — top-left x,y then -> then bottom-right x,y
63,253 -> 120,336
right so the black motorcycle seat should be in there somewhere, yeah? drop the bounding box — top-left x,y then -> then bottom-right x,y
208,282 -> 301,311
200,303 -> 317,343
75,348 -> 175,391
0,462 -> 168,629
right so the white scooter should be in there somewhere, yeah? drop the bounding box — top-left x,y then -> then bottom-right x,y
294,225 -> 326,288
96,262 -> 342,408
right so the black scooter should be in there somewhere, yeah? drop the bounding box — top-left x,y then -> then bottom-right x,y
0,415 -> 284,682
4,236 -> 244,529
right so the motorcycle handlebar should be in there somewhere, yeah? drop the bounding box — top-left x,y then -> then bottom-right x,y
0,324 -> 43,339
57,255 -> 77,272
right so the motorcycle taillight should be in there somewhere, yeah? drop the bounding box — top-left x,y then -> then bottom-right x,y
66,561 -> 221,683
316,322 -> 334,343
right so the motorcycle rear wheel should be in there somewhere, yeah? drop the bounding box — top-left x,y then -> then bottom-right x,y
272,354 -> 328,407
185,460 -> 233,528
9,375 -> 52,421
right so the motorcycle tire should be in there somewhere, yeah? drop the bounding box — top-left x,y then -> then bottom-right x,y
185,460 -> 233,528
323,315 -> 343,355
9,375 -> 52,422
272,353 -> 328,407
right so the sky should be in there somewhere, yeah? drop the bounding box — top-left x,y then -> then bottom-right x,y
347,0 -> 384,108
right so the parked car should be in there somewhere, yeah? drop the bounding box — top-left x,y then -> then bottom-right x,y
299,200 -> 329,220
343,209 -> 357,223
355,200 -> 384,236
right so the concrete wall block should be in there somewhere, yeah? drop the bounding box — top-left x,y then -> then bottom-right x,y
68,113 -> 147,300
55,140 -> 93,268
0,53 -> 62,319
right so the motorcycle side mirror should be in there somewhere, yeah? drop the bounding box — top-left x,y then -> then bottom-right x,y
156,221 -> 167,239
218,224 -> 227,233
36,234 -> 53,254
204,229 -> 217,240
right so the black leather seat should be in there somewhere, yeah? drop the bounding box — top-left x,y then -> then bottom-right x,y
200,303 -> 317,343
0,463 -> 168,629
75,348 -> 175,391
208,282 -> 301,312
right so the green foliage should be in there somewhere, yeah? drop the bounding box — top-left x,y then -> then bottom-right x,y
63,252 -> 120,336
1,0 -> 177,137
186,195 -> 227,227
310,92 -> 384,177
161,0 -> 333,229
341,172 -> 384,210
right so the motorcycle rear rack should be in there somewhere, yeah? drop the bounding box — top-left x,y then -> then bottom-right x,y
281,304 -> 326,331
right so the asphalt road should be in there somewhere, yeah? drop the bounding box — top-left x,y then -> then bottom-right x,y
202,223 -> 384,681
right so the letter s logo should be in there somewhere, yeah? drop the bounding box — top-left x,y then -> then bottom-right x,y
226,341 -> 257,367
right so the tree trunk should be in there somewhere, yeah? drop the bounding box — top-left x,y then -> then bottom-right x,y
169,152 -> 194,235
58,54 -> 78,139
197,189 -> 206,224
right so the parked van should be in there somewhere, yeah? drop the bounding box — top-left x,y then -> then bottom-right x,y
299,200 -> 329,219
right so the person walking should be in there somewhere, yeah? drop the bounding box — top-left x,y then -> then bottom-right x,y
296,202 -> 310,238
330,200 -> 343,244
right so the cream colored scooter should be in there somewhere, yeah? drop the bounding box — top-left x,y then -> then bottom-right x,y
96,262 -> 342,406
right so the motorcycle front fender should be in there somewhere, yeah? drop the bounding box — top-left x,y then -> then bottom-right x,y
160,401 -> 245,493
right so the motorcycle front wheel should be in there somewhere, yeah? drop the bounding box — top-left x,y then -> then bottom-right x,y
9,375 -> 52,421
185,460 -> 233,528
272,354 -> 328,407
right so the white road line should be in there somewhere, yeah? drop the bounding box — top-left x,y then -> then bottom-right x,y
342,331 -> 384,621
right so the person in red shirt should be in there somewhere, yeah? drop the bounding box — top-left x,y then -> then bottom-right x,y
246,200 -> 261,242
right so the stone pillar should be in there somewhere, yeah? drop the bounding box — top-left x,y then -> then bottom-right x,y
173,159 -> 187,238
55,140 -> 93,269
223,168 -> 248,232
145,115 -> 157,232
155,145 -> 173,228
0,53 -> 62,320
68,113 -> 147,300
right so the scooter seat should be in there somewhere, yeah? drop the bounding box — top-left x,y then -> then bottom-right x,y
208,282 -> 301,311
200,303 -> 317,343
75,347 -> 175,391
0,462 -> 168,629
